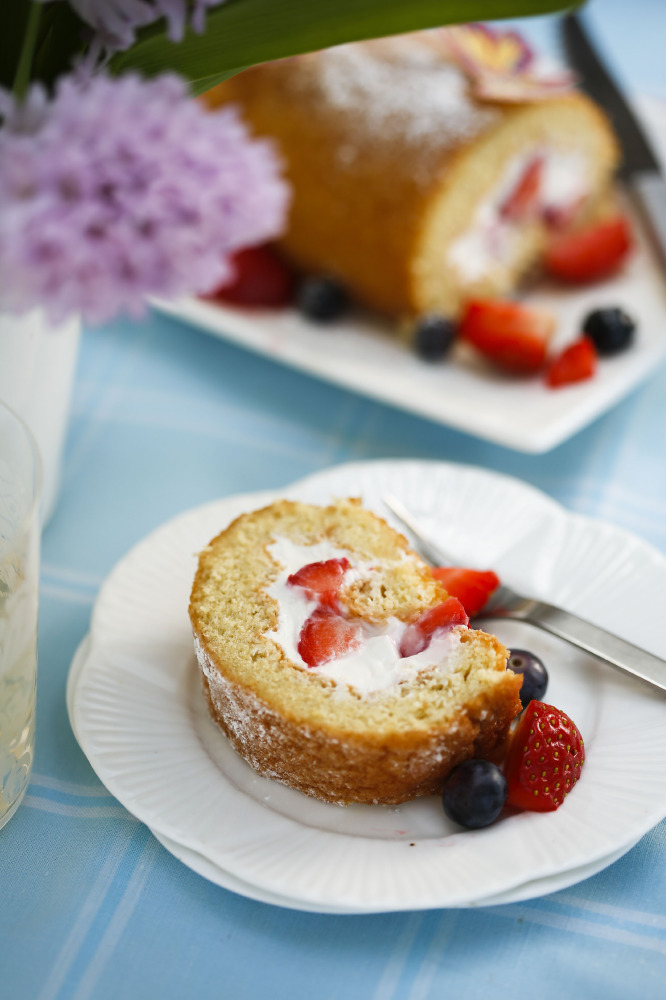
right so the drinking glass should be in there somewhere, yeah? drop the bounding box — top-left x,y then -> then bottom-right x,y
0,400 -> 41,831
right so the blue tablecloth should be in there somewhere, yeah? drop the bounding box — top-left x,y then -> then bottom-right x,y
3,3 -> 666,997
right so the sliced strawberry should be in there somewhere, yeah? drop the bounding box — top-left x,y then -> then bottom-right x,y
287,557 -> 350,608
208,244 -> 295,307
399,597 -> 469,658
297,606 -> 362,667
544,215 -> 632,284
504,700 -> 585,812
460,299 -> 555,374
431,567 -> 500,617
546,336 -> 597,388
501,157 -> 542,221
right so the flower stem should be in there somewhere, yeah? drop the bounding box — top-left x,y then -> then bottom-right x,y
13,3 -> 42,100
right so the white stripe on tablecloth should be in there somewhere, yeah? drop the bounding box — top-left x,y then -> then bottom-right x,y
39,583 -> 96,605
70,836 -> 161,1000
69,383 -> 337,465
29,773 -> 112,799
405,911 -> 457,1000
372,912 -> 424,1000
41,564 -> 104,589
554,893 -> 666,931
488,903 -> 666,954
22,795 -> 133,821
36,830 -> 135,1000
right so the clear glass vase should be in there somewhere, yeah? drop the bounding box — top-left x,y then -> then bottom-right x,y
0,308 -> 80,525
0,401 -> 41,830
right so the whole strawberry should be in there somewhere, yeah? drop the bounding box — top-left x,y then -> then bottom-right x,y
504,700 -> 585,812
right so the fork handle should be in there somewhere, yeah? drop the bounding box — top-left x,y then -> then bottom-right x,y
488,601 -> 666,695
382,494 -> 666,695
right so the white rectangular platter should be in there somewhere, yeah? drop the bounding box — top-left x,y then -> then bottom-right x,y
152,99 -> 666,454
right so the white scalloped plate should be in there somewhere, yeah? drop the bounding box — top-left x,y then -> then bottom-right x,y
149,829 -> 640,911
69,461 -> 666,911
65,635 -> 641,912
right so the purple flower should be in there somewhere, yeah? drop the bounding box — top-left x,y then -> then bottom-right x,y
0,73 -> 290,325
37,0 -> 226,53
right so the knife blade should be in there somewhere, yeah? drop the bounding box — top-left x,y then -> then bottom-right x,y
561,13 -> 666,271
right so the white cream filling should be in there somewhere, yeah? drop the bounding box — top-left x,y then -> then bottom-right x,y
448,147 -> 588,282
264,536 -> 463,696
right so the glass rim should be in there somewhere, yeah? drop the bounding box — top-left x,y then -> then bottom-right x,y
0,398 -> 44,538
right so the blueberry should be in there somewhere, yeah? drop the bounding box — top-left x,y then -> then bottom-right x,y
298,276 -> 349,323
441,759 -> 508,829
508,649 -> 548,710
582,307 -> 636,356
413,314 -> 456,361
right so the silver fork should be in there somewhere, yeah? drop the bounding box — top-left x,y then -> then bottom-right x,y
383,493 -> 666,696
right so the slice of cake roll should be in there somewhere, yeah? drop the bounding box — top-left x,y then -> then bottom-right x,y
189,498 -> 522,805
204,32 -> 619,318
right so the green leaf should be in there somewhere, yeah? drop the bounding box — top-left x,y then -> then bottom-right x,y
111,0 -> 573,94
32,4 -> 88,89
0,2 -> 88,93
0,0 -> 31,90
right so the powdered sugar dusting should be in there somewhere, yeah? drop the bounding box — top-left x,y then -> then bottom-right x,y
195,633 -> 466,806
288,37 -> 500,167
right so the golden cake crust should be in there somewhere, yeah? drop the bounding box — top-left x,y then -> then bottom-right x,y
204,34 -> 620,317
189,498 -> 522,805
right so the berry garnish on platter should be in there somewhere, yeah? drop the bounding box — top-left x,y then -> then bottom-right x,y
546,336 -> 597,388
457,295 -> 638,387
413,315 -> 457,361
297,276 -> 349,322
504,700 -> 585,812
507,649 -> 549,709
442,760 -> 508,829
431,567 -> 499,617
583,306 -> 636,355
201,224 -> 638,398
208,244 -> 296,307
459,299 -> 555,374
